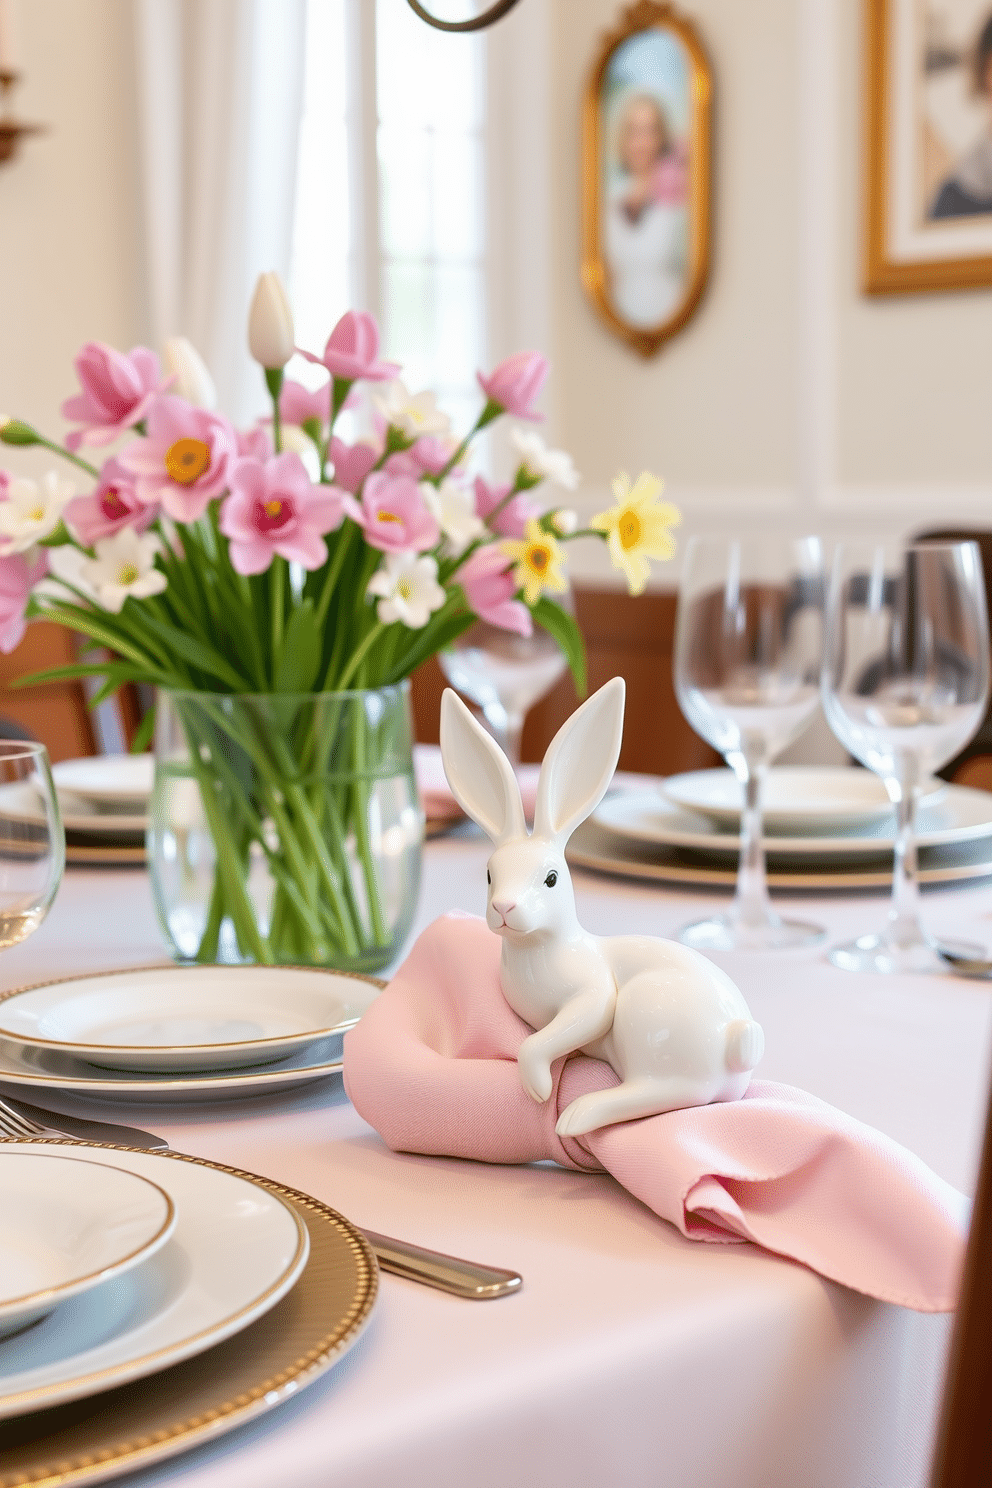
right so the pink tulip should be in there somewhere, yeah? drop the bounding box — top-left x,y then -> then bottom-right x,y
472,474 -> 539,539
385,436 -> 456,481
280,379 -> 331,427
476,351 -> 548,421
300,311 -> 399,383
359,471 -> 439,553
219,453 -> 356,575
61,343 -> 168,451
64,457 -> 155,547
0,549 -> 46,653
457,545 -> 531,636
121,395 -> 238,523
330,437 -> 379,494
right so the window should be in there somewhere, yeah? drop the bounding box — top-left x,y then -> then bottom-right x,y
290,0 -> 488,433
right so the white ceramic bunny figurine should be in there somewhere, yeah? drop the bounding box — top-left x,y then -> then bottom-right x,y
439,677 -> 765,1137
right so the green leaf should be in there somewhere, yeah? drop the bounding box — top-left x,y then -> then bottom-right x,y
384,608 -> 477,683
531,597 -> 587,698
274,601 -> 322,694
130,705 -> 156,754
137,611 -> 252,691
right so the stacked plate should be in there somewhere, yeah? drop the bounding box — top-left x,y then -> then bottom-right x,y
0,1138 -> 377,1486
568,766 -> 992,891
0,755 -> 153,868
0,962 -> 381,1101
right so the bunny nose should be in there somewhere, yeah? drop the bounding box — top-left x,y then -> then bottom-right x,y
491,897 -> 516,918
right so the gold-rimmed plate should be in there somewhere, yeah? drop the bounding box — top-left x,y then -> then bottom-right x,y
0,1153 -> 176,1340
0,964 -> 382,1072
0,1142 -> 310,1420
0,1142 -> 377,1488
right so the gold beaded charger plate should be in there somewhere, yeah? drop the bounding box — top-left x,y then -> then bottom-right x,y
567,819 -> 992,892
0,1141 -> 377,1488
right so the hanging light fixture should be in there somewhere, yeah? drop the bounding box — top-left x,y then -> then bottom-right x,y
404,0 -> 523,31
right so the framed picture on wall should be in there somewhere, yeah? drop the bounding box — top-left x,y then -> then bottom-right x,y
866,0 -> 992,293
581,1 -> 712,356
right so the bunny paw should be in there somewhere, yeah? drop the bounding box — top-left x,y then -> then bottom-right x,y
518,1041 -> 553,1104
555,1096 -> 601,1138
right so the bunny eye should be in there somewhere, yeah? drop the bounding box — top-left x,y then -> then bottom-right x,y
487,870 -> 491,885
544,870 -> 558,888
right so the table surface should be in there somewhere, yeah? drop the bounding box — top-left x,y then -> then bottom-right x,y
3,832 -> 992,1488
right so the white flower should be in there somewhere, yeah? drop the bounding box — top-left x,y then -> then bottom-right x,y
82,528 -> 167,613
372,380 -> 451,439
163,336 -> 217,408
0,472 -> 75,554
552,508 -> 578,535
421,478 -> 484,557
248,271 -> 295,369
367,550 -> 446,629
510,428 -> 580,491
39,543 -> 99,607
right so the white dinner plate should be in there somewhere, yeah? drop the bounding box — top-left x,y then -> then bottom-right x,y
0,1141 -> 310,1419
51,755 -> 154,809
0,781 -> 147,836
0,965 -> 382,1072
661,766 -> 946,834
593,784 -> 992,858
0,1152 -> 175,1340
0,1031 -> 347,1102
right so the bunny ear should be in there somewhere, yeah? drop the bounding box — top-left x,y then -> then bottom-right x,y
534,677 -> 625,845
439,689 -> 527,846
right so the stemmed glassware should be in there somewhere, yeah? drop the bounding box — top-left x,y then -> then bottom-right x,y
822,540 -> 990,974
0,741 -> 64,949
438,596 -> 572,769
673,534 -> 826,951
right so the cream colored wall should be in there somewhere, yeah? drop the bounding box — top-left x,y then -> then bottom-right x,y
0,0 -> 143,477
550,0 -> 992,589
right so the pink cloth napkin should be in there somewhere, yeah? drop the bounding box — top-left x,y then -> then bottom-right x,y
344,913 -> 969,1312
415,744 -> 540,820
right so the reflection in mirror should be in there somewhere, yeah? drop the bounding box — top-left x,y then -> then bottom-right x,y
582,2 -> 712,357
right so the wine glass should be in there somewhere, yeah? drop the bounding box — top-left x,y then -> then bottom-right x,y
822,540 -> 990,975
673,534 -> 826,951
0,741 -> 64,949
439,596 -> 572,768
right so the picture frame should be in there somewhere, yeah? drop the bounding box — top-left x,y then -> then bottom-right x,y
865,0 -> 992,295
581,1 -> 712,358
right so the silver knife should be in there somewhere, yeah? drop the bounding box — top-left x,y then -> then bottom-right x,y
0,1092 -> 169,1150
0,1098 -> 521,1297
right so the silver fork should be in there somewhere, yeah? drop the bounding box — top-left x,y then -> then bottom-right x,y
0,1093 -> 167,1148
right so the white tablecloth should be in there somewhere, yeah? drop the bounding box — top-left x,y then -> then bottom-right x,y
3,840 -> 992,1488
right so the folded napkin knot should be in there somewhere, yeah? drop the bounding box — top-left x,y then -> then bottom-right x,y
344,913 -> 969,1312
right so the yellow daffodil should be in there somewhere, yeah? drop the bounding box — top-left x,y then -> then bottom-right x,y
591,471 -> 680,595
502,518 -> 568,606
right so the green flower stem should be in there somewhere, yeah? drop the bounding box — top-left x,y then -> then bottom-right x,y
349,705 -> 388,945
271,556 -> 286,667
265,367 -> 284,453
28,435 -> 100,479
334,620 -> 385,692
314,523 -> 356,632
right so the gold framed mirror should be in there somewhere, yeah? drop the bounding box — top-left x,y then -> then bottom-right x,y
582,1 -> 713,358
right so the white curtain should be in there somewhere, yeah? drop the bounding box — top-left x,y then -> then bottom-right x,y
134,0 -> 307,424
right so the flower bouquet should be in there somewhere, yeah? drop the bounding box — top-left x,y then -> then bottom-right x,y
0,273 -> 680,969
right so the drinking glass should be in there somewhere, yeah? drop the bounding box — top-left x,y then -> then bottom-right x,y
673,534 -> 826,950
439,596 -> 572,768
0,742 -> 64,948
822,541 -> 989,974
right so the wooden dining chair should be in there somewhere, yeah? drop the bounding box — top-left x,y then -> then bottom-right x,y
914,529 -> 992,789
930,1065 -> 992,1487
0,621 -> 96,761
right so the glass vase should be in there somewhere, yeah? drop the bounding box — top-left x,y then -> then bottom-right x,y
148,686 -> 423,972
